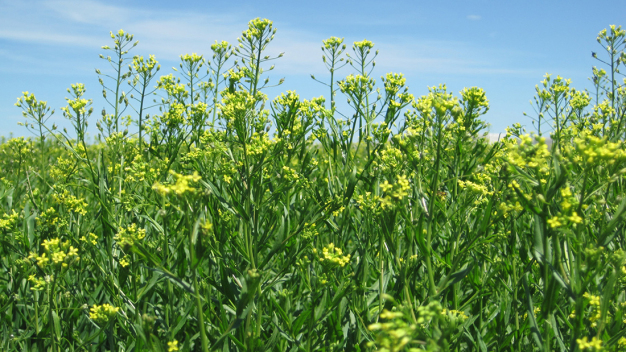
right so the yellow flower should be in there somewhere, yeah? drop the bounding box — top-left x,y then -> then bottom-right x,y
167,340 -> 179,351
576,336 -> 602,351
569,212 -> 583,224
547,216 -> 562,228
36,253 -> 49,267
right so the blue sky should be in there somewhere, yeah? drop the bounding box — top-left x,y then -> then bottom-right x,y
1,0 -> 625,138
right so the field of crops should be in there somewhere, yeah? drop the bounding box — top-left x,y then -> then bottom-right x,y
1,18 -> 626,351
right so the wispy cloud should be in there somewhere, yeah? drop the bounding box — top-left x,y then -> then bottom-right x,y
0,30 -> 97,46
373,38 -> 540,76
467,15 -> 482,21
0,0 -> 535,78
42,0 -> 136,24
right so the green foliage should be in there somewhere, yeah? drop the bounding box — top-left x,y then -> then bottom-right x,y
2,18 -> 626,352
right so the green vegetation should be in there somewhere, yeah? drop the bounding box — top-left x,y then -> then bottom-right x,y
1,18 -> 626,351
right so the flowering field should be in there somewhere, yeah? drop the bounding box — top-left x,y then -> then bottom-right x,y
1,18 -> 626,351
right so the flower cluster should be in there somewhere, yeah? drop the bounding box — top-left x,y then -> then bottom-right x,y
241,18 -> 274,42
582,292 -> 606,328
246,132 -> 274,157
279,166 -> 300,182
153,170 -> 202,196
339,74 -> 375,96
27,237 -> 80,269
381,72 -> 414,108
574,133 -> 626,165
368,309 -> 417,352
440,308 -> 469,330
506,134 -> 551,173
377,147 -> 404,174
53,191 -> 88,216
28,274 -> 49,291
547,186 -> 583,228
211,40 -> 231,57
323,36 -> 345,51
132,54 -> 159,74
219,90 -> 265,130
90,304 -> 120,325
313,243 -> 351,269
458,175 -> 493,205
355,191 -> 383,213
576,336 -> 602,351
380,175 -> 411,207
157,74 -> 189,102
114,223 -> 146,247
36,207 -> 67,235
61,84 -> 92,117
0,210 -> 19,232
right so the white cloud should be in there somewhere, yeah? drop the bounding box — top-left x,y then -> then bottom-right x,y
487,133 -> 505,142
0,0 -> 535,78
373,39 -> 538,76
42,0 -> 135,24
0,29 -> 97,46
467,15 -> 482,21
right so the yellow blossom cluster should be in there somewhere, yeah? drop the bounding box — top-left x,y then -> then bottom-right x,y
381,72 -> 414,108
27,237 -> 79,269
441,309 -> 469,328
458,177 -> 493,205
355,191 -> 383,213
280,166 -> 300,182
241,18 -> 273,41
353,39 -> 374,51
380,175 -> 411,208
50,155 -> 77,182
90,303 -> 120,325
576,336 -> 602,351
28,274 -> 48,291
114,223 -> 146,247
53,190 -> 88,216
300,223 -> 318,240
246,132 -> 274,157
498,201 -> 524,218
412,84 -> 459,121
218,89 -> 268,133
377,147 -> 404,174
582,292 -> 605,328
180,53 -> 203,65
61,83 -> 91,116
157,74 -> 189,101
339,74 -> 375,95
211,40 -> 230,56
574,133 -> 626,165
313,243 -> 351,269
119,255 -> 130,268
371,123 -> 392,143
0,210 -> 19,232
132,54 -> 159,74
323,36 -> 345,51
506,134 -> 551,173
36,207 -> 67,235
153,170 -> 202,196
619,337 -> 626,349
368,309 -> 416,352
547,187 -> 583,229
